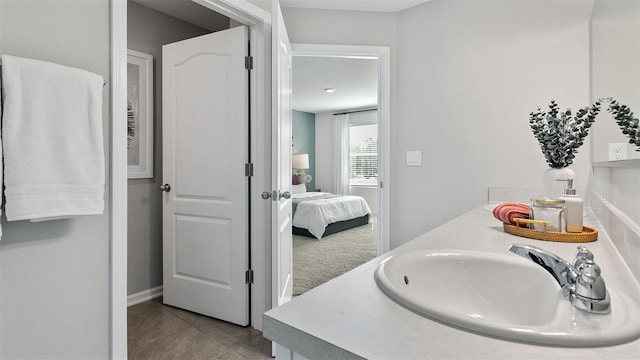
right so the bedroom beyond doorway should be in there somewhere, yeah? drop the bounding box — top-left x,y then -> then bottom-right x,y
290,54 -> 381,295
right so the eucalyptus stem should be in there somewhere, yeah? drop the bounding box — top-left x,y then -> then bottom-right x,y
600,97 -> 640,150
529,100 -> 599,168
530,98 -> 640,168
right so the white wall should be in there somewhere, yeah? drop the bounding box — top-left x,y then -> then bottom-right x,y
590,0 -> 640,162
590,0 -> 640,284
350,186 -> 378,215
0,0 -> 111,357
284,1 -> 593,249
246,0 -> 272,14
349,110 -> 378,127
393,0 -> 593,246
592,164 -> 640,283
282,7 -> 397,48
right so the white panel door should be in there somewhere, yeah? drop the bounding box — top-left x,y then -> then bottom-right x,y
272,2 -> 293,310
162,26 -> 249,326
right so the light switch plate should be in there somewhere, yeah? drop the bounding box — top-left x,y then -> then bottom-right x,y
406,151 -> 422,166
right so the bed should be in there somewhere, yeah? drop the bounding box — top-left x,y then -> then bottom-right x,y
291,184 -> 372,239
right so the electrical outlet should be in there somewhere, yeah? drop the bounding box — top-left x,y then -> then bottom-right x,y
608,142 -> 628,161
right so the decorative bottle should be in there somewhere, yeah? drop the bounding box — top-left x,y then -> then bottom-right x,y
557,179 -> 583,233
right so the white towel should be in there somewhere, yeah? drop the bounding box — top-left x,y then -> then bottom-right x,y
0,65 -> 4,238
1,54 -> 105,221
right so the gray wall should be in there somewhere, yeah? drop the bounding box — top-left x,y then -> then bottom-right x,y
282,1 -> 593,249
0,0 -> 111,357
127,1 -> 215,296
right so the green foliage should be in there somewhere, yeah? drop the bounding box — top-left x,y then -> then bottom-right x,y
603,97 -> 640,151
529,100 -> 600,168
530,98 -> 640,168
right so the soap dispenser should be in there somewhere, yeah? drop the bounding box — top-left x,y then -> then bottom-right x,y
557,179 -> 583,233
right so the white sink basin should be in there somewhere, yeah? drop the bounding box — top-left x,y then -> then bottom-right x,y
374,249 -> 640,347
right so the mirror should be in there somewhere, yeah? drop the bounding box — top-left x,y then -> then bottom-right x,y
591,0 -> 640,164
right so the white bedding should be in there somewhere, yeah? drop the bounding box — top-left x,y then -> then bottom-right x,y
292,192 -> 371,239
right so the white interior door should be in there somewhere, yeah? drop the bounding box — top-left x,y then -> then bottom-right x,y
162,26 -> 249,326
272,3 -> 293,310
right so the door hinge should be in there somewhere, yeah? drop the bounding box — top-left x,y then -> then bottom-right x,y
245,56 -> 253,70
245,163 -> 254,177
245,269 -> 254,284
380,181 -> 383,189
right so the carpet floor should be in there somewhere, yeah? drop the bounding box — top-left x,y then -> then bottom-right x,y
292,215 -> 377,295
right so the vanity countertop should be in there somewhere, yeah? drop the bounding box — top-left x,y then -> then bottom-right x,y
263,206 -> 640,359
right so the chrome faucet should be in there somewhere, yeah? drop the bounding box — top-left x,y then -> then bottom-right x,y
509,244 -> 610,314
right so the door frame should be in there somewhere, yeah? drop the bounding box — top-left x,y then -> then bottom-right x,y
291,44 -> 391,254
110,0 -> 272,357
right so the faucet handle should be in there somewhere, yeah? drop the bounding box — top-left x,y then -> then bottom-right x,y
573,246 -> 594,271
580,260 -> 601,277
572,246 -> 607,301
574,259 -> 607,301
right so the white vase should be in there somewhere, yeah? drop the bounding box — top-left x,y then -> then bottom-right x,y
542,167 -> 576,200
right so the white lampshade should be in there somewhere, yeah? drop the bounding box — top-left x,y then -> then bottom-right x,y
292,154 -> 309,169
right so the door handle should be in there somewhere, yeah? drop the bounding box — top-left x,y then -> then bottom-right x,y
279,191 -> 291,200
262,190 -> 290,201
159,184 -> 171,192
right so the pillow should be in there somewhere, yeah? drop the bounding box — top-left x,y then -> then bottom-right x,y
292,184 -> 307,194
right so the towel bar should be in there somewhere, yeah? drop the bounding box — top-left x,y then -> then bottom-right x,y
1,64 -> 107,87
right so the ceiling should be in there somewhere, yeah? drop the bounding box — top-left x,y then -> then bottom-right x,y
292,56 -> 378,114
131,0 -> 230,32
131,0 -> 402,114
280,0 -> 430,13
131,0 -> 431,31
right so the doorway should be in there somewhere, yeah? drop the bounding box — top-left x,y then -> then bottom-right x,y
113,0 -> 274,355
291,44 -> 391,257
290,55 -> 382,295
127,0 -> 252,335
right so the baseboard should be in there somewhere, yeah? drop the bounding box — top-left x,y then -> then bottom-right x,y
127,286 -> 163,306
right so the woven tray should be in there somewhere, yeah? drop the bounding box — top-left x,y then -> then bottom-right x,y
503,219 -> 598,243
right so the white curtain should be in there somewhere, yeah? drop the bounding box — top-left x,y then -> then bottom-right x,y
332,114 -> 350,195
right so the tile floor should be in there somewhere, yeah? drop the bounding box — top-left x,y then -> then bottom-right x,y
128,297 -> 272,359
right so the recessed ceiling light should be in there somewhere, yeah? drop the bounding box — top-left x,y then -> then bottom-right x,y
324,88 -> 336,93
